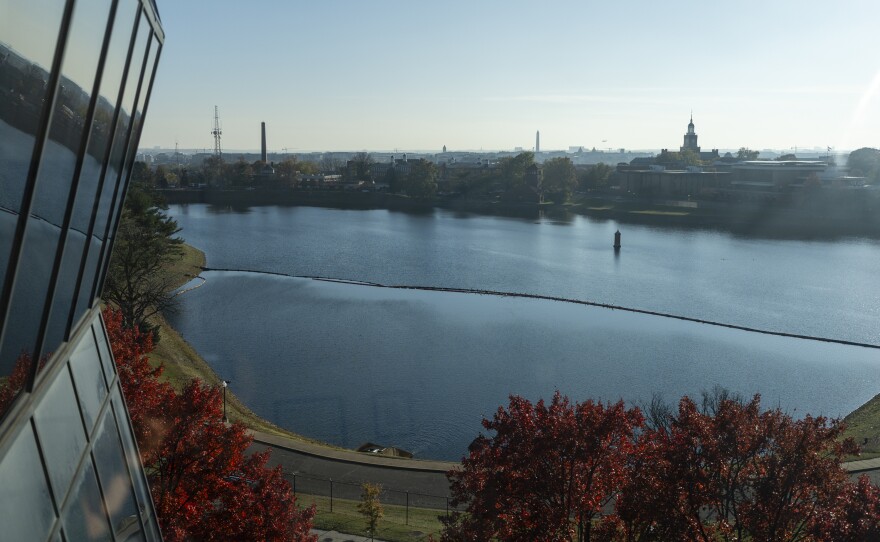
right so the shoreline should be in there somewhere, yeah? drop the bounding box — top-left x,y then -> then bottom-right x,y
159,243 -> 880,461
159,188 -> 880,241
152,244 -> 348,450
156,244 -> 452,467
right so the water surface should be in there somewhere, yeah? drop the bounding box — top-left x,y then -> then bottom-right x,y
169,204 -> 880,345
169,269 -> 880,460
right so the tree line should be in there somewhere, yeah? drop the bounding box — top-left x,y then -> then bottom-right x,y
133,152 -> 616,203
442,390 -> 880,542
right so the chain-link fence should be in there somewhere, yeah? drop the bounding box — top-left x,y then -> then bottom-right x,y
284,470 -> 462,525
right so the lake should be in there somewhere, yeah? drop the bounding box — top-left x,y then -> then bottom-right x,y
166,204 -> 880,460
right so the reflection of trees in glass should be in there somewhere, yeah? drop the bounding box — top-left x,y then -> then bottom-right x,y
0,42 -> 135,166
0,44 -> 51,135
0,352 -> 47,419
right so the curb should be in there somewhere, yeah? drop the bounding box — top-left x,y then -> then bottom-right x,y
249,429 -> 458,473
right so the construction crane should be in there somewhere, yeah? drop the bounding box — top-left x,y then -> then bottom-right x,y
211,105 -> 222,161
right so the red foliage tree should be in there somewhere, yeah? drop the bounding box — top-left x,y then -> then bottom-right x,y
148,381 -> 316,541
103,308 -> 315,541
811,474 -> 880,541
444,392 -> 642,541
103,308 -> 175,459
0,352 -> 34,416
0,351 -> 49,417
598,394 -> 861,542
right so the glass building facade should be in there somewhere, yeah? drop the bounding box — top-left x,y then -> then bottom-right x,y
0,0 -> 164,539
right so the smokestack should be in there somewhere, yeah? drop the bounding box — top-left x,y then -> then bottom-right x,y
536,130 -> 540,153
261,122 -> 267,163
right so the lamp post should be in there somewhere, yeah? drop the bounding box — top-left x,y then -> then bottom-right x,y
221,380 -> 229,423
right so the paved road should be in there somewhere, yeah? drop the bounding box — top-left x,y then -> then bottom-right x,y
249,430 -> 455,509
844,457 -> 880,485
250,429 -> 880,513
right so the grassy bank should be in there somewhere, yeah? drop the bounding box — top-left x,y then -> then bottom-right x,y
148,244 -> 443,541
843,393 -> 880,460
148,243 -> 339,446
303,494 -> 444,541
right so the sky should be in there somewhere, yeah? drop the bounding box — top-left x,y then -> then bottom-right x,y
139,0 -> 880,153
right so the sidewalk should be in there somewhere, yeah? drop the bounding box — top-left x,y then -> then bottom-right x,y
843,456 -> 880,473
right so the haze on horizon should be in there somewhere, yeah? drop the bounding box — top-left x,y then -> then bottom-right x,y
140,0 -> 880,154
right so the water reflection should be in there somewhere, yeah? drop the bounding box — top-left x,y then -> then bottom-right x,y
169,271 -> 880,460
170,204 -> 880,346
206,203 -> 254,214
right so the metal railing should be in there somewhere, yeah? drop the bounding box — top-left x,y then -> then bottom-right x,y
284,471 -> 461,524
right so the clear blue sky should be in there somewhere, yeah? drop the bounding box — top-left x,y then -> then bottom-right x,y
139,0 -> 880,153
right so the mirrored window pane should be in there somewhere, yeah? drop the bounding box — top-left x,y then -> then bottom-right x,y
94,319 -> 115,387
125,37 -> 159,170
40,0 -> 114,359
111,389 -> 158,539
69,327 -> 107,432
0,219 -> 55,366
77,2 -> 142,313
0,0 -> 65,205
61,456 -> 112,542
102,12 -> 149,242
0,423 -> 56,542
93,408 -> 142,540
97,32 -> 158,291
92,13 -> 149,276
33,366 -> 87,501
0,0 -> 66,417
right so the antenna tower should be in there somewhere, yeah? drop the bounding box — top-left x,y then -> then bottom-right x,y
211,105 -> 223,160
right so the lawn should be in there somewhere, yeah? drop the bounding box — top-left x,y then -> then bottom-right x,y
302,493 -> 447,542
843,391 -> 880,460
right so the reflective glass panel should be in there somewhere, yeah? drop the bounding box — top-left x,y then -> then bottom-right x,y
33,365 -> 87,501
61,456 -> 112,542
0,0 -> 65,416
1,0 -> 113,382
72,0 -> 139,320
111,389 -> 158,540
96,31 -> 158,292
41,0 -> 114,357
94,319 -> 115,388
125,37 -> 159,169
0,218 -> 55,366
0,423 -> 56,542
93,408 -> 142,540
69,326 -> 107,432
88,12 -> 149,302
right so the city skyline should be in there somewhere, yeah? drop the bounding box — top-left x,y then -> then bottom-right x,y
140,0 -> 880,153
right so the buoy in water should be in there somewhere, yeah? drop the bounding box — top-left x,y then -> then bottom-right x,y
614,230 -> 621,250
